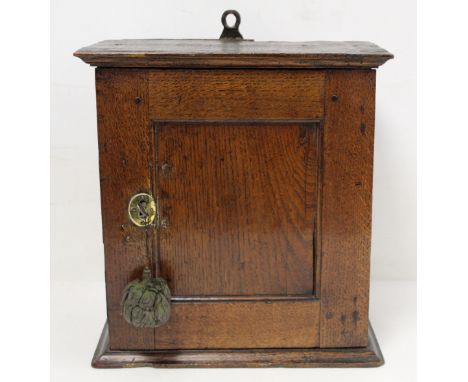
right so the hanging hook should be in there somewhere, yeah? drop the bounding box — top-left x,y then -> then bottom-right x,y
219,10 -> 243,40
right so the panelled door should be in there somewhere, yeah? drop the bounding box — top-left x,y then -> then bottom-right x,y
149,70 -> 323,349
96,68 -> 374,350
151,120 -> 320,349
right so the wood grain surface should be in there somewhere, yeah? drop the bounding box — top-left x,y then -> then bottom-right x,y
92,66 -> 382,358
95,68 -> 155,349
319,70 -> 376,348
109,300 -> 320,350
149,70 -> 324,120
74,40 -> 393,69
155,122 -> 320,296
92,321 -> 384,367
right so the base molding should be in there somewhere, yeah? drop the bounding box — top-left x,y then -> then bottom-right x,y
92,321 -> 383,368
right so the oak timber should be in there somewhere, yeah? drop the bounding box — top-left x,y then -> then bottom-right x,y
74,40 -> 393,68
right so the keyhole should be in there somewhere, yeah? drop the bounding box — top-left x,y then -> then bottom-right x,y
138,199 -> 148,218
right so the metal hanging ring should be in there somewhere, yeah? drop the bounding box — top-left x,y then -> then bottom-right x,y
222,10 -> 241,29
220,10 -> 243,40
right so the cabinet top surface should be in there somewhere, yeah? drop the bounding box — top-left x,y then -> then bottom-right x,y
74,40 -> 393,69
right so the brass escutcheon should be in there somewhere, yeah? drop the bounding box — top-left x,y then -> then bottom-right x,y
128,193 -> 156,227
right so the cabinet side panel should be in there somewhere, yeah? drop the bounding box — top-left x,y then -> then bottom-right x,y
95,68 -> 154,349
320,70 -> 376,347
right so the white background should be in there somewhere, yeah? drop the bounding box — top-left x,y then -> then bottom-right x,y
50,0 -> 416,381
1,0 -> 458,381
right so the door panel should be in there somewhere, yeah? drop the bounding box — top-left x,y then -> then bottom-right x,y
97,68 -> 326,350
156,122 -> 320,297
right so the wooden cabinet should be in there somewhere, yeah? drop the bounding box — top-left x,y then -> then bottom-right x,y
75,11 -> 392,368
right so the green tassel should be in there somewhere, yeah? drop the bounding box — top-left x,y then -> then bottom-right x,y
121,267 -> 171,328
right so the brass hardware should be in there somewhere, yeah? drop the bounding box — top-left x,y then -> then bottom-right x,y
128,193 -> 156,227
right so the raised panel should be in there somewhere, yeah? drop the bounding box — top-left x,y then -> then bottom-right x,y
155,122 -> 320,297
